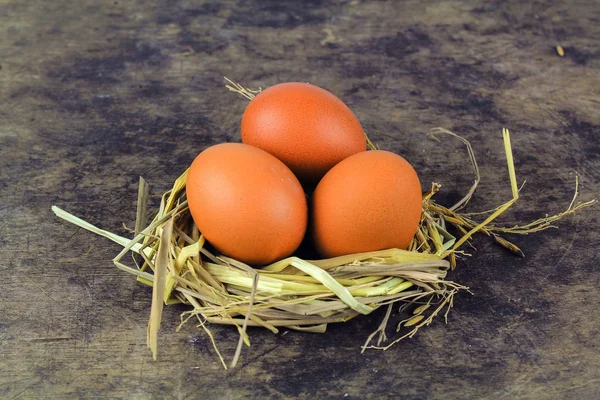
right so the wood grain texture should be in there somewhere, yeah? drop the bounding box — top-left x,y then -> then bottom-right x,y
1,0 -> 599,398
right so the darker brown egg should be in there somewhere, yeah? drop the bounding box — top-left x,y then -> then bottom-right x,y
241,82 -> 367,185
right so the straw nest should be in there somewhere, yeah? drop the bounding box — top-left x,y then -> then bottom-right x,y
52,82 -> 596,369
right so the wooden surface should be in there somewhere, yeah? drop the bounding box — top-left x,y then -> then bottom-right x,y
1,1 -> 599,398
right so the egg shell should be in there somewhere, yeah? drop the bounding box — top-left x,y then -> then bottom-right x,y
186,143 -> 308,265
241,82 -> 366,184
311,150 -> 422,258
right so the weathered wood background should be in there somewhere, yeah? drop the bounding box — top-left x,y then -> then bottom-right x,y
1,0 -> 599,398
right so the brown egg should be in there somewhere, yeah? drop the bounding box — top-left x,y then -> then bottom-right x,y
311,150 -> 422,258
241,82 -> 366,185
186,143 -> 308,265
